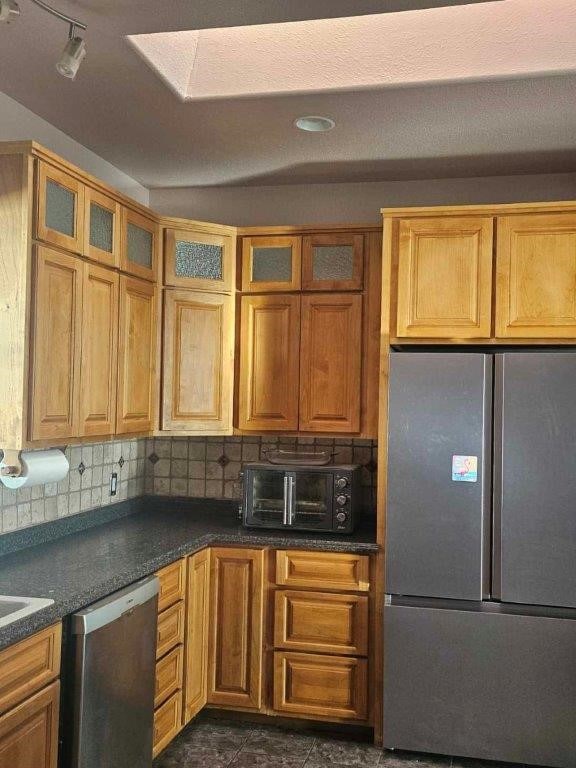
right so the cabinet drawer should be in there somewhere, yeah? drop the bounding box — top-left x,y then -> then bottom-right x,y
155,646 -> 183,708
153,690 -> 182,758
275,590 -> 368,656
0,624 -> 61,715
0,680 -> 60,768
276,551 -> 370,592
156,601 -> 185,660
274,652 -> 368,721
157,559 -> 186,612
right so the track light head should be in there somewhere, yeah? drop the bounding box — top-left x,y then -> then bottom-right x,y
0,0 -> 20,23
56,35 -> 86,79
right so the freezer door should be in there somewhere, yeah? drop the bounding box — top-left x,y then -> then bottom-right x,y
495,352 -> 576,608
386,353 -> 492,600
384,600 -> 576,768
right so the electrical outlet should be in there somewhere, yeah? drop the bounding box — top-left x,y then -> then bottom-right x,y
110,472 -> 118,496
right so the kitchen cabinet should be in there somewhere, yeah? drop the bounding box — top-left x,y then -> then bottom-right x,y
242,235 -> 302,292
184,549 -> 210,723
29,247 -> 83,442
395,216 -> 493,339
299,293 -> 362,433
83,186 -> 121,268
153,691 -> 181,759
116,275 -> 156,434
208,547 -> 265,710
238,294 -> 301,431
121,207 -> 158,282
164,226 -> 234,293
79,263 -> 118,437
496,213 -> 576,338
302,233 -> 364,291
156,601 -> 185,661
156,559 -> 186,613
162,291 -> 234,433
36,161 -> 84,254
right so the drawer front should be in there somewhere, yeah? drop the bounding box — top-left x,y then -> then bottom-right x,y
157,559 -> 186,612
274,652 -> 368,721
0,680 -> 60,768
157,601 -> 185,660
0,624 -> 62,715
155,646 -> 183,708
275,590 -> 368,656
276,550 -> 370,592
153,690 -> 182,758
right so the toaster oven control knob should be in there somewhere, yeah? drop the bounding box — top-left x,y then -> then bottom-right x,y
336,511 -> 347,523
335,477 -> 348,489
336,494 -> 348,506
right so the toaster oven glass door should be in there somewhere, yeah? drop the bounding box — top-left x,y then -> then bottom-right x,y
292,472 -> 333,530
249,469 -> 287,527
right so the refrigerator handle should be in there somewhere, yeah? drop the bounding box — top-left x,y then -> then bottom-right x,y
492,354 -> 504,600
282,475 -> 289,527
287,474 -> 295,526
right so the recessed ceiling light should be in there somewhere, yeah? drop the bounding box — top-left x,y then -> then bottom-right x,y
295,116 -> 335,133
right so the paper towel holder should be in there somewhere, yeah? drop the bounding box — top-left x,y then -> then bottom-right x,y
0,449 -> 23,478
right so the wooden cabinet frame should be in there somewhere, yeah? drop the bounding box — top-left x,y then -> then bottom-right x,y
36,161 -> 84,255
302,233 -> 364,291
121,207 -> 158,282
83,186 -> 121,268
164,228 -> 233,292
242,236 -> 302,292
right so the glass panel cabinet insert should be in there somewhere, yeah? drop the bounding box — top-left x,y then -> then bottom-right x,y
242,236 -> 301,292
164,228 -> 233,292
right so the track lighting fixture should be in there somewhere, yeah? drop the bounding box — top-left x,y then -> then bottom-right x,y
1,0 -> 87,79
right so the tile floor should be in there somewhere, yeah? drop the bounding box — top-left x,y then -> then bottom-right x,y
153,713 -> 530,768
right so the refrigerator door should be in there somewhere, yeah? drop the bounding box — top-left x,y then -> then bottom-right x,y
384,599 -> 576,768
386,352 -> 492,600
494,352 -> 576,608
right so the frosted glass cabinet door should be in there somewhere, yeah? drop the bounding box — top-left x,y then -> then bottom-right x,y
121,207 -> 158,281
242,236 -> 302,292
84,187 -> 121,267
302,234 -> 364,291
36,161 -> 84,254
164,228 -> 234,292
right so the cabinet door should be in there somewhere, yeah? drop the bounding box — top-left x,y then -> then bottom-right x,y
238,294 -> 300,431
208,547 -> 264,710
79,264 -> 118,437
242,236 -> 301,292
0,681 -> 60,768
299,293 -> 362,433
84,187 -> 121,268
302,233 -> 364,291
30,247 -> 82,441
496,213 -> 576,338
116,275 -> 156,434
164,229 -> 233,292
184,549 -> 210,723
396,216 -> 493,339
162,291 -> 233,433
121,208 -> 158,281
36,161 -> 84,254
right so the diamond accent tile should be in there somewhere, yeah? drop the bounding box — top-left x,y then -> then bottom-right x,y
148,452 -> 159,465
118,456 -> 125,468
78,461 -> 86,476
217,454 -> 230,468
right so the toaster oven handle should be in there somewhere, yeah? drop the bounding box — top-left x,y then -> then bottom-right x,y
287,475 -> 295,526
283,475 -> 289,526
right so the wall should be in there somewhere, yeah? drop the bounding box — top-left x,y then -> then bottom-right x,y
0,91 -> 149,206
150,172 -> 576,226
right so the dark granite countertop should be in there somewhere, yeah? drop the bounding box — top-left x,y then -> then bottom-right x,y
0,496 -> 378,651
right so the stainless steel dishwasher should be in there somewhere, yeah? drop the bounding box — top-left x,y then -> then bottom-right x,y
69,576 -> 159,768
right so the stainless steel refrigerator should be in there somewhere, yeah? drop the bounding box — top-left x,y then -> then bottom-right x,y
384,351 -> 576,768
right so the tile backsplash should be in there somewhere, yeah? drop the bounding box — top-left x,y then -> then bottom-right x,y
0,435 -> 377,536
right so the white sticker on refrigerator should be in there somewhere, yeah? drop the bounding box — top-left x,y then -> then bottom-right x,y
452,455 -> 478,482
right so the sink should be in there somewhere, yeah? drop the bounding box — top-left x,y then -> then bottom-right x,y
0,595 -> 54,628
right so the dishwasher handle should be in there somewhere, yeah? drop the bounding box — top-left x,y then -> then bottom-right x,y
72,575 -> 159,636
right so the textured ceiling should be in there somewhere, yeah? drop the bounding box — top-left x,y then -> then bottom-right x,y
0,0 -> 575,188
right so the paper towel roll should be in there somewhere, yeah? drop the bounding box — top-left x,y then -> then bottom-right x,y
0,449 -> 70,489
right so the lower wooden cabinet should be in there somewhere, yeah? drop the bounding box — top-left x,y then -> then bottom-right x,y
274,652 -> 368,721
153,690 -> 182,759
208,547 -> 264,710
0,681 -> 60,768
184,549 -> 210,723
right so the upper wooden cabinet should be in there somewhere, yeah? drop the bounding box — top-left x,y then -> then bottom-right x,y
162,290 -> 234,433
395,216 -> 494,339
299,293 -> 362,433
238,294 -> 301,431
302,233 -> 364,291
116,275 -> 156,434
36,161 -> 84,254
121,208 -> 158,282
83,187 -> 121,268
242,236 -> 302,292
496,213 -> 576,338
164,228 -> 234,292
